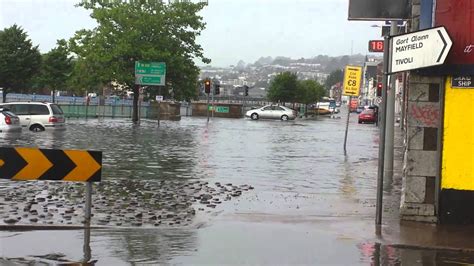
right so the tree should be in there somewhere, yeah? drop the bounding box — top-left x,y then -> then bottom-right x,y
35,39 -> 73,102
325,69 -> 344,90
0,25 -> 41,102
266,72 -> 298,103
297,80 -> 326,116
69,1 -> 210,122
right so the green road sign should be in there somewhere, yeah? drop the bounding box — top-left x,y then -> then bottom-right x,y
135,61 -> 166,86
208,106 -> 230,113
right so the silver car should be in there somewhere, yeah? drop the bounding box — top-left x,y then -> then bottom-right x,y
0,102 -> 66,132
0,108 -> 21,133
245,105 -> 297,121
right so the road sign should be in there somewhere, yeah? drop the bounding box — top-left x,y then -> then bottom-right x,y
389,26 -> 452,74
343,65 -> 362,96
375,97 -> 382,104
208,106 -> 230,113
156,95 -> 164,101
0,147 -> 102,182
135,61 -> 166,86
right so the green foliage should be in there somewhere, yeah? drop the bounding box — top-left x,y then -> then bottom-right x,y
296,80 -> 326,105
0,24 -> 41,101
325,69 -> 344,90
69,1 -> 209,101
34,39 -> 73,94
266,72 -> 298,103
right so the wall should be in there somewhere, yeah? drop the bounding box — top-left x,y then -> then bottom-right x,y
192,103 -> 243,118
439,77 -> 474,223
399,0 -> 440,223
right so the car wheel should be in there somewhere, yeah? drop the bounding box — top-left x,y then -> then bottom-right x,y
358,120 -> 362,124
30,124 -> 45,132
281,115 -> 289,121
251,113 -> 259,120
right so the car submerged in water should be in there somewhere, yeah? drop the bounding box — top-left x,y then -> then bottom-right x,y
0,108 -> 21,133
245,105 -> 297,121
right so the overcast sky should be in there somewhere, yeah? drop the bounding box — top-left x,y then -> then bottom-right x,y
0,0 -> 383,67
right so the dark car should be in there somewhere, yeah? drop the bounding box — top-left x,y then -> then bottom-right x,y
358,109 -> 377,124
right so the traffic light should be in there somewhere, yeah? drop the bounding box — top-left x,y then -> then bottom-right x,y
376,83 -> 383,97
214,84 -> 220,95
204,79 -> 211,94
244,85 -> 249,96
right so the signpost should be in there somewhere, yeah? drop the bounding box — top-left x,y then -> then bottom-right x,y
134,61 -> 167,125
342,65 -> 363,154
135,61 -> 166,86
389,26 -> 452,73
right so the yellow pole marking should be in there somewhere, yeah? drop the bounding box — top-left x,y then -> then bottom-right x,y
0,159 -> 4,167
13,148 -> 53,180
63,150 -> 101,181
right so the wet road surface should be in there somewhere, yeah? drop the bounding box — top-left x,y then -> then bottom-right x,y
2,112 -> 474,264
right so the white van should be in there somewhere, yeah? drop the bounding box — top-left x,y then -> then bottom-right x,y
0,102 -> 65,132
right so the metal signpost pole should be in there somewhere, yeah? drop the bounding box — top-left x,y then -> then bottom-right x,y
212,84 -> 215,118
343,96 -> 352,155
384,21 -> 398,180
376,35 -> 390,227
206,91 -> 210,123
83,182 -> 92,262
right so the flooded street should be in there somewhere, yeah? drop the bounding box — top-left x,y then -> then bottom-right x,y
2,113 -> 473,265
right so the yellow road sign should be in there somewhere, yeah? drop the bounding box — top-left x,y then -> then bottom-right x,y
0,147 -> 102,182
343,66 -> 362,97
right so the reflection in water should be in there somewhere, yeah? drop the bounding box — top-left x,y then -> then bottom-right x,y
359,242 -> 474,265
94,228 -> 198,264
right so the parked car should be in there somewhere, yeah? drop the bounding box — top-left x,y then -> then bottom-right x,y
0,108 -> 21,133
358,109 -> 377,124
245,105 -> 297,121
0,102 -> 65,132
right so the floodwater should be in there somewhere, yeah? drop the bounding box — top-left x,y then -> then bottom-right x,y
1,112 -> 474,265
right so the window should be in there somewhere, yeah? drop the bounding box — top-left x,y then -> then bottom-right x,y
275,107 -> 285,111
263,106 -> 273,111
29,105 -> 49,115
51,104 -> 63,115
9,104 -> 29,115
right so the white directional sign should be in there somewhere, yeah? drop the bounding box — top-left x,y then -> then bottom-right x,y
390,26 -> 452,73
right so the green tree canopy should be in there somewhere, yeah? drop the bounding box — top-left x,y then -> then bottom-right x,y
34,39 -> 73,101
0,24 -> 41,102
296,80 -> 326,105
324,69 -> 344,90
266,72 -> 298,103
69,1 -> 210,121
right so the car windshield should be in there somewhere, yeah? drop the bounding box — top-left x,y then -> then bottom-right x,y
51,104 -> 64,115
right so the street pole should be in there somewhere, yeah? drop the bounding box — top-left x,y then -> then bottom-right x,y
157,87 -> 161,126
206,91 -> 210,123
138,87 -> 142,126
375,34 -> 391,227
343,96 -> 352,155
384,21 -> 398,180
212,84 -> 215,118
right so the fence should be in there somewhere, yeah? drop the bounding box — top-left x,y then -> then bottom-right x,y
60,105 -> 151,119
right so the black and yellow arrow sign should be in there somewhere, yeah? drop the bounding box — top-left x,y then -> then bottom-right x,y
0,147 -> 102,182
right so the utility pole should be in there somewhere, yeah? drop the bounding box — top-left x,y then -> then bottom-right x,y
376,21 -> 397,227
384,21 -> 398,180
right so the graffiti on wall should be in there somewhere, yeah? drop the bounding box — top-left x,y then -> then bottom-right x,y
410,104 -> 440,127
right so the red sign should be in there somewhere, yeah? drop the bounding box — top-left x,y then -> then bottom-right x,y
368,40 -> 384,53
435,0 -> 474,65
